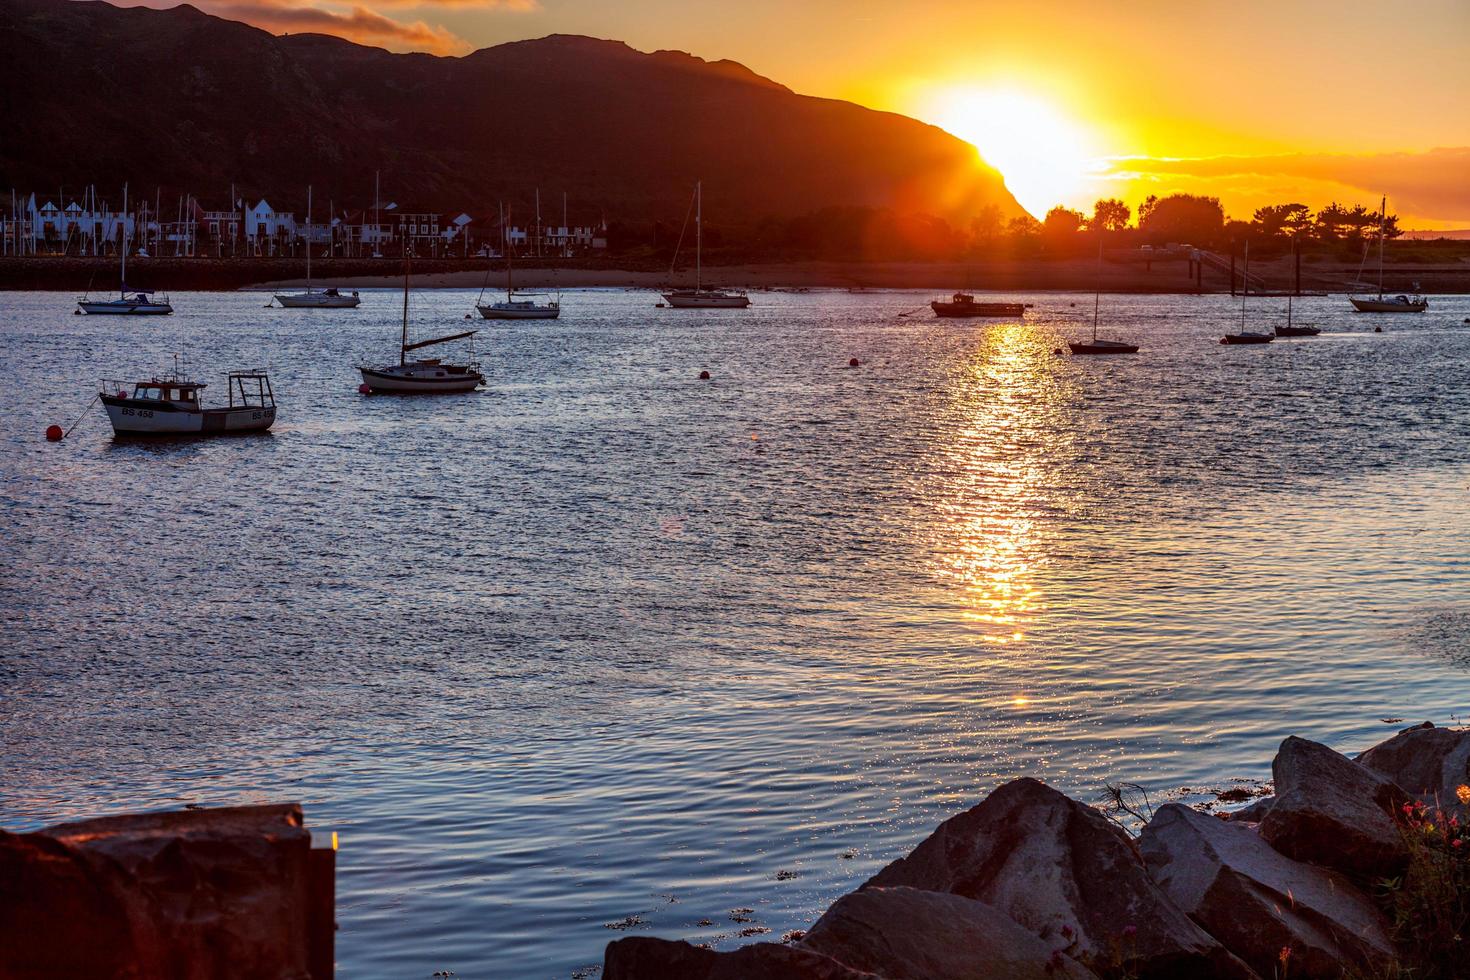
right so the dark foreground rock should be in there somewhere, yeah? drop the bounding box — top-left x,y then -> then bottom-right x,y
1357,722 -> 1470,813
0,804 -> 321,980
800,886 -> 1097,979
604,937 -> 878,979
863,778 -> 1255,979
1258,736 -> 1410,879
1141,803 -> 1394,978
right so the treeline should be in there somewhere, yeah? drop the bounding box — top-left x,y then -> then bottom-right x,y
605,194 -> 1408,264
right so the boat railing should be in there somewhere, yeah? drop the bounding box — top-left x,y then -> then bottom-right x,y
99,378 -> 135,397
228,370 -> 275,409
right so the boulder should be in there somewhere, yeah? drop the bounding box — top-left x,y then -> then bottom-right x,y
799,886 -> 1097,979
603,936 -> 879,979
0,804 -> 316,980
1141,803 -> 1394,978
863,778 -> 1256,979
1356,722 -> 1470,814
1258,737 -> 1410,879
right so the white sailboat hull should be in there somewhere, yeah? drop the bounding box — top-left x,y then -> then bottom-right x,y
478,302 -> 559,320
101,397 -> 274,435
359,364 -> 483,393
79,299 -> 173,315
275,291 -> 361,308
1349,296 -> 1427,313
662,291 -> 750,309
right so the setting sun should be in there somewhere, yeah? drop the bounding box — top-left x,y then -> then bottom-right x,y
926,88 -> 1099,219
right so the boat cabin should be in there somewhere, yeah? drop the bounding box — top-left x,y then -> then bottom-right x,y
122,379 -> 206,408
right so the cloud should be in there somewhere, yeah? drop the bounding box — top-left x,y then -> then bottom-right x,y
1098,147 -> 1470,225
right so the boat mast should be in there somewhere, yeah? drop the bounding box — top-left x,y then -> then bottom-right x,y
120,182 -> 128,297
1377,195 -> 1386,300
1092,235 -> 1102,342
695,180 -> 702,293
305,185 -> 312,291
501,202 -> 513,300
401,256 -> 410,366
1240,241 -> 1249,331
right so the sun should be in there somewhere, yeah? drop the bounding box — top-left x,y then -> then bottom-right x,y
927,88 -> 1097,220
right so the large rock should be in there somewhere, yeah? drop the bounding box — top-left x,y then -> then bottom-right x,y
800,886 -> 1097,979
863,778 -> 1255,979
1141,803 -> 1394,978
0,804 -> 316,980
603,937 -> 879,979
1258,736 -> 1410,879
1356,722 -> 1470,814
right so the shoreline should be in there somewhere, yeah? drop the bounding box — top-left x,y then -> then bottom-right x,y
4,255 -> 1469,294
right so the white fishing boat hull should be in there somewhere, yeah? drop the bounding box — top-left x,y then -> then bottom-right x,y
1349,296 -> 1427,313
478,302 -> 559,320
78,299 -> 173,315
662,291 -> 750,309
275,291 -> 361,308
359,363 -> 483,394
100,396 -> 274,435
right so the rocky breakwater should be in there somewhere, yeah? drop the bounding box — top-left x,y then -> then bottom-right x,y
605,722 -> 1470,979
0,803 -> 336,980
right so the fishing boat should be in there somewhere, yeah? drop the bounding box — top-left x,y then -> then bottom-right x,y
931,293 -> 1026,318
662,181 -> 750,309
1350,197 -> 1427,313
1069,240 -> 1138,354
477,203 -> 559,320
1221,242 -> 1274,345
1273,296 -> 1320,337
360,261 -> 484,394
77,183 -> 173,315
99,364 -> 275,436
274,187 -> 360,308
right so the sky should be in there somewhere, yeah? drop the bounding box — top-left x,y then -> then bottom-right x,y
136,0 -> 1470,227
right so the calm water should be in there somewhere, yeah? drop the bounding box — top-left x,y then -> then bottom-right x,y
3,288 -> 1470,977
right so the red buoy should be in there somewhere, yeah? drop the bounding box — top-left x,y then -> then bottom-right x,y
358,383 -> 373,394
698,370 -> 711,380
45,424 -> 64,441
848,357 -> 860,367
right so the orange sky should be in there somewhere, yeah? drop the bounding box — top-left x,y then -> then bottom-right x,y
133,0 -> 1470,227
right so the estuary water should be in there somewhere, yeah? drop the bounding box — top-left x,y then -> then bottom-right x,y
3,288 -> 1469,977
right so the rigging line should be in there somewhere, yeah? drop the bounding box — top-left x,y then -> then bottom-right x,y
667,184 -> 697,281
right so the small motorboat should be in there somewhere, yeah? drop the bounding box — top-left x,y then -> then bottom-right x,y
99,368 -> 275,436
931,292 -> 1025,318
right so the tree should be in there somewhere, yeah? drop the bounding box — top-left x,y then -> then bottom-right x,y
1251,203 -> 1312,239
1088,198 -> 1131,232
1043,206 -> 1085,237
968,204 -> 1004,249
1137,193 -> 1225,245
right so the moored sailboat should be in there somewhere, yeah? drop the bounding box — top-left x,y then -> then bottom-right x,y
662,181 -> 749,309
360,260 -> 484,394
1221,242 -> 1274,344
77,183 -> 173,315
274,186 -> 361,308
1069,239 -> 1138,354
1273,296 -> 1320,337
478,203 -> 559,320
1350,197 -> 1426,313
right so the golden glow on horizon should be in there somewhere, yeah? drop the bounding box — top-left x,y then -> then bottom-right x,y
926,87 -> 1101,219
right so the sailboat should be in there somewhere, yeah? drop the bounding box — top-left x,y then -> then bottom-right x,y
662,181 -> 750,309
275,186 -> 360,308
1273,295 -> 1320,337
1221,242 -> 1274,344
77,183 -> 173,315
359,260 -> 484,393
1069,238 -> 1138,354
1350,196 -> 1427,312
478,203 -> 559,320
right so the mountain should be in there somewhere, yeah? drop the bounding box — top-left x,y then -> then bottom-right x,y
0,0 -> 1025,225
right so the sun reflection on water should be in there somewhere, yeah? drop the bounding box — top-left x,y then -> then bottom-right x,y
927,322 -> 1076,644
